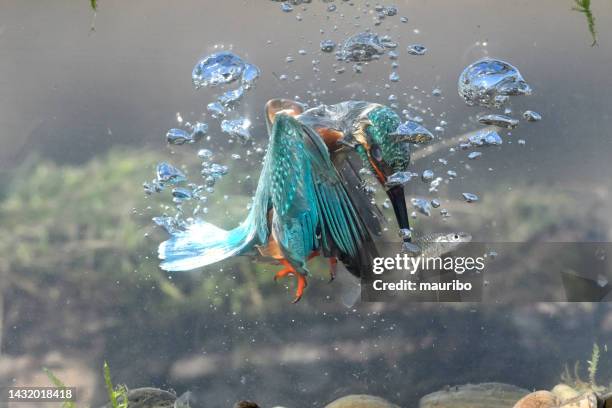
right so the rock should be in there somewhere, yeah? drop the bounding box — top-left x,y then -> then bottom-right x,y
419,383 -> 529,408
558,392 -> 598,408
325,394 -> 400,408
234,401 -> 261,408
100,387 -> 176,408
551,384 -> 580,402
512,391 -> 560,408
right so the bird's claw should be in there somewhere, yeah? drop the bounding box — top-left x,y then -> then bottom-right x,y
274,262 -> 307,303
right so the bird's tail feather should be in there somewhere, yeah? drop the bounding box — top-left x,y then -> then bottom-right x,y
158,216 -> 256,271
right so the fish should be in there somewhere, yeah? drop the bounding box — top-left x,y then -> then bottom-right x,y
413,232 -> 472,258
337,232 -> 472,307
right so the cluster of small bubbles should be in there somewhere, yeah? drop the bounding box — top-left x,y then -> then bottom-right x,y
411,197 -> 431,216
221,118 -> 252,142
385,171 -> 415,187
336,32 -> 393,62
320,39 -> 336,52
207,102 -> 226,118
152,215 -> 182,234
192,51 -> 260,118
197,149 -> 214,159
468,129 -> 503,146
389,71 -> 400,82
218,87 -> 245,107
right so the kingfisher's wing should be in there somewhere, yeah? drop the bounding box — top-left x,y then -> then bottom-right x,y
299,125 -> 368,259
255,114 -> 368,269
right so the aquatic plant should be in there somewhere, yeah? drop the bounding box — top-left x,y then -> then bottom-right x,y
43,367 -> 76,408
587,343 -> 600,387
104,361 -> 129,408
560,343 -> 606,392
572,0 -> 598,46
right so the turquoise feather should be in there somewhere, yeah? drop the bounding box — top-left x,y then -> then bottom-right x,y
159,112 -> 366,273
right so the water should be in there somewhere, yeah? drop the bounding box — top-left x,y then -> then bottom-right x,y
3,1 -> 612,407
458,58 -> 532,108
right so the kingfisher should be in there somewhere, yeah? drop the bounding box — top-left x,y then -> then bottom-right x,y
158,99 -> 432,302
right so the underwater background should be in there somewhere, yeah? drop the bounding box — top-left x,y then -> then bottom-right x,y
1,0 -> 612,406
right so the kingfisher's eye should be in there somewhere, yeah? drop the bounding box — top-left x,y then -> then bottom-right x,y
371,144 -> 383,161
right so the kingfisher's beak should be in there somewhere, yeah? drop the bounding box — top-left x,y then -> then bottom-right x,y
386,185 -> 411,238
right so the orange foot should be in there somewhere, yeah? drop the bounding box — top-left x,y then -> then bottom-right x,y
273,259 -> 308,303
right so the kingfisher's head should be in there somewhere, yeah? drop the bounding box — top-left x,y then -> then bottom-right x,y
338,104 -> 433,239
348,105 -> 409,182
